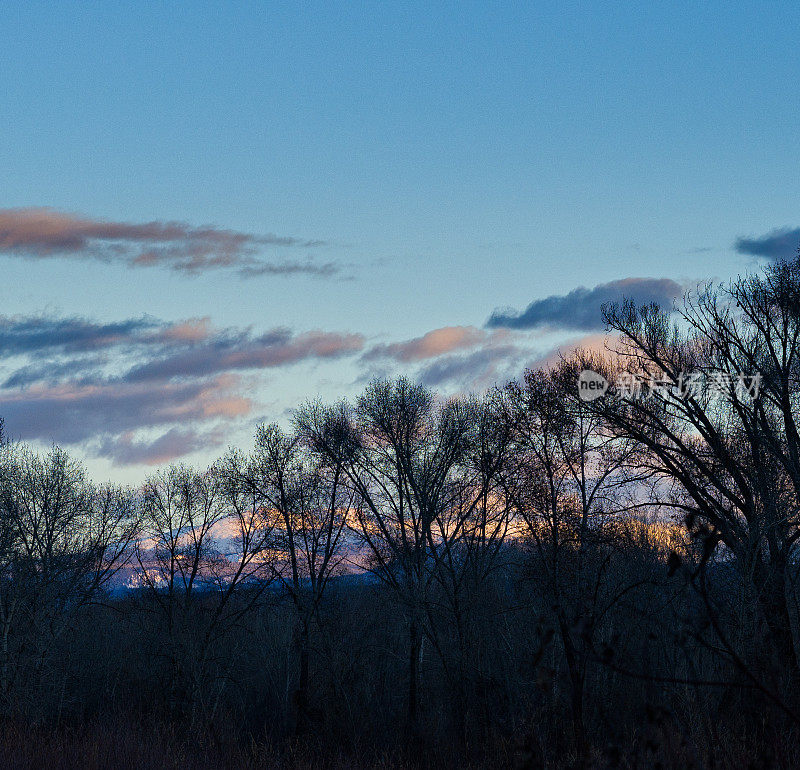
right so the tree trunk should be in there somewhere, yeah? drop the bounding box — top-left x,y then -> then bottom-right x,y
558,614 -> 589,766
292,618 -> 310,735
407,619 -> 421,735
753,559 -> 798,686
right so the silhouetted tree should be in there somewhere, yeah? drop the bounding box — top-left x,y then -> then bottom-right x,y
499,355 -> 647,761
231,422 -> 353,734
135,461 -> 279,725
596,257 -> 800,703
0,444 -> 137,715
298,379 -> 507,737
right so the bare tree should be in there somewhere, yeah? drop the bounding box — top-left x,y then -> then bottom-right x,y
596,257 -> 800,698
229,422 -> 353,734
499,356 -> 645,760
0,443 -> 138,714
413,391 -> 513,743
135,461 -> 279,724
297,378 -> 508,737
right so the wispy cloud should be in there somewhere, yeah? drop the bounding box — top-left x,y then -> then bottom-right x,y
0,375 -> 249,447
486,277 -> 685,332
523,333 -> 611,371
417,344 -> 526,389
96,426 -> 227,467
0,314 -> 364,386
734,227 -> 800,261
123,328 -> 365,383
0,312 -> 366,465
360,325 -> 533,391
416,332 -> 615,390
363,326 -> 491,362
0,207 -> 341,277
0,315 -> 160,355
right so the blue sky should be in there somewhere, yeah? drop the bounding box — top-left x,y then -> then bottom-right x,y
1,1 -> 799,481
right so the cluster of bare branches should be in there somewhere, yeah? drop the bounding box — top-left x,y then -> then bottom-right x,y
0,257 -> 797,767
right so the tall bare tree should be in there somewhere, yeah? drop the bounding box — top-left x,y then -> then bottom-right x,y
596,256 -> 800,696
297,378 -> 508,736
229,422 -> 353,734
499,356 -> 642,759
135,461 -> 279,724
0,444 -> 137,714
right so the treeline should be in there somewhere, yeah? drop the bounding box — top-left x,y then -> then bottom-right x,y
0,257 -> 798,768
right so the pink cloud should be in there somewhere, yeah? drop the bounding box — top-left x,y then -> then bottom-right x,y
125,329 -> 365,382
525,333 -> 612,370
0,375 -> 251,447
156,317 -> 212,343
0,207 -> 338,277
364,326 -> 504,362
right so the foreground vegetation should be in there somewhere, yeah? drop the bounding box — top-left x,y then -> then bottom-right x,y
0,257 -> 798,768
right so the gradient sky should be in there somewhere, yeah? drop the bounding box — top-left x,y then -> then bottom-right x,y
1,1 -> 799,482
